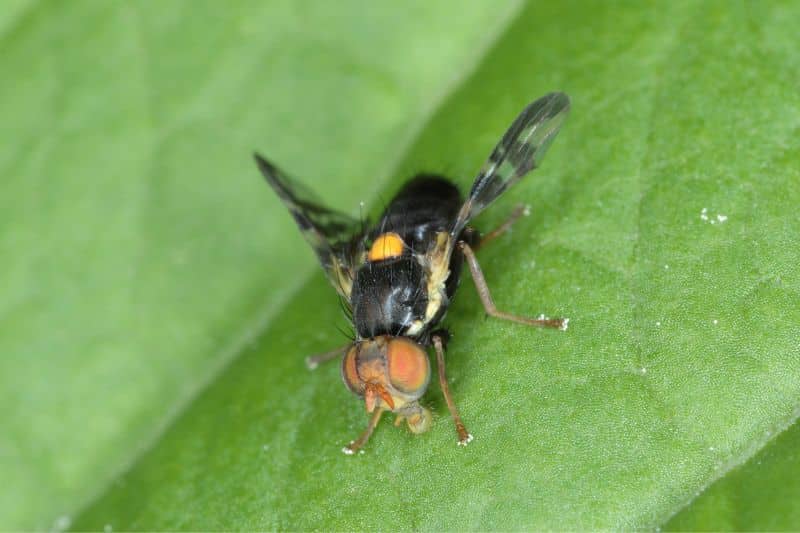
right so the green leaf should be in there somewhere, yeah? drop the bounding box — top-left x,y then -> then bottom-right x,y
0,1 -> 517,529
6,0 -> 800,530
665,417 -> 800,531
76,0 -> 800,529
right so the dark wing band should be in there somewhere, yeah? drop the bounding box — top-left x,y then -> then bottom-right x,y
451,92 -> 570,238
254,153 -> 364,297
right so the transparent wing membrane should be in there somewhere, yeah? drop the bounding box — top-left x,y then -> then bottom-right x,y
254,153 -> 363,296
452,92 -> 570,237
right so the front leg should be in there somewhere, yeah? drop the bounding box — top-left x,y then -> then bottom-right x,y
342,407 -> 384,455
432,334 -> 473,446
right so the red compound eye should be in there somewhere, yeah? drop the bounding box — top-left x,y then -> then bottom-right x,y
386,338 -> 430,396
341,344 -> 363,395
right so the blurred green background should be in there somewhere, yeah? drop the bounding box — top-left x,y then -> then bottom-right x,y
1,0 -> 799,530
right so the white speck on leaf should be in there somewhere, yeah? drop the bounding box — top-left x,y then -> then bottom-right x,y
713,319 -> 718,325
700,207 -> 728,225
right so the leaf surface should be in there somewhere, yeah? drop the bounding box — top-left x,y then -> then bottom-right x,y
4,0 -> 800,530
77,0 -> 800,529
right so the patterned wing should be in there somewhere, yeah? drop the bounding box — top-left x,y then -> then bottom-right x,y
254,153 -> 364,298
451,92 -> 570,238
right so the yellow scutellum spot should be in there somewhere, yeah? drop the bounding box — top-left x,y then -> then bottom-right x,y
368,232 -> 405,261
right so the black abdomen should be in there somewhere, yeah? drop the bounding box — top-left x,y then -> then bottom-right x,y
374,174 -> 462,252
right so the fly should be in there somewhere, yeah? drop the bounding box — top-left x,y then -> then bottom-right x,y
254,92 -> 571,454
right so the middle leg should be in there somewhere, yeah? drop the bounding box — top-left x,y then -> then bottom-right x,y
459,241 -> 568,330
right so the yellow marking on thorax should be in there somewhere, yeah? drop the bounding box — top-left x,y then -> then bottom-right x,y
368,232 -> 405,261
329,255 -> 353,299
424,232 -> 452,320
406,232 -> 452,336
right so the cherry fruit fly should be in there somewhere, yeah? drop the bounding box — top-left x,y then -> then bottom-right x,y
254,92 -> 571,454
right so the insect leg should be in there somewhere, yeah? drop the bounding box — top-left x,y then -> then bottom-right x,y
459,241 -> 568,330
342,407 -> 384,455
476,204 -> 529,250
432,334 -> 473,446
305,344 -> 349,370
